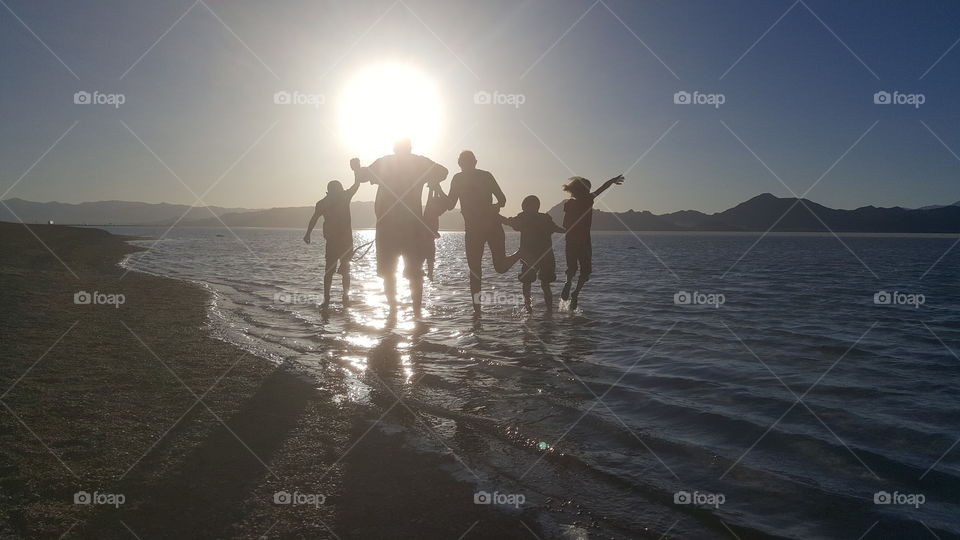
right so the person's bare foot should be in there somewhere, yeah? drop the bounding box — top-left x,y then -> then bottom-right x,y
524,302 -> 533,313
560,282 -> 572,301
320,300 -> 330,310
569,292 -> 579,310
341,294 -> 350,306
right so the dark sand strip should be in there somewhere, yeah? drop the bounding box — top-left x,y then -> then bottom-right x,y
0,223 -> 544,539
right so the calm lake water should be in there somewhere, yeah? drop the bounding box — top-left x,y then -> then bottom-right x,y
105,226 -> 960,539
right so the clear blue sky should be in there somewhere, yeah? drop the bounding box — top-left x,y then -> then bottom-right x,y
2,0 -> 959,215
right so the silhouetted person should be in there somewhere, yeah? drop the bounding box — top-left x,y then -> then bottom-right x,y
560,174 -> 624,310
502,195 -> 564,313
436,150 -> 518,314
304,177 -> 361,307
423,185 -> 446,280
351,139 -> 448,316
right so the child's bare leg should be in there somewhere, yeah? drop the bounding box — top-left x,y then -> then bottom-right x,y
569,276 -> 588,310
542,281 -> 553,312
522,282 -> 533,312
322,267 -> 335,307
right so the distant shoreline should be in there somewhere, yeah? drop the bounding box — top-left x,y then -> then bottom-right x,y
68,223 -> 960,238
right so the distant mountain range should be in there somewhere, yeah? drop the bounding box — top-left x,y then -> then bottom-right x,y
3,194 -> 960,233
0,198 -> 256,226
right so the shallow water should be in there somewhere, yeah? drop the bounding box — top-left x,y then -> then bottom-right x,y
106,226 -> 960,539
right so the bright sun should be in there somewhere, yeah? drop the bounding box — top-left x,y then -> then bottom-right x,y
339,63 -> 443,158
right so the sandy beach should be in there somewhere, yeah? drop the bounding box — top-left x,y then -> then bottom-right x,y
0,222 -> 546,539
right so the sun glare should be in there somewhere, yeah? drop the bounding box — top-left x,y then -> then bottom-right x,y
338,63 -> 443,158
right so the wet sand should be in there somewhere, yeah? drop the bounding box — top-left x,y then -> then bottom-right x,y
0,222 -> 545,539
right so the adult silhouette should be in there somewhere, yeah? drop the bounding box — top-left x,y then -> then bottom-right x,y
436,150 -> 518,314
351,139 -> 448,315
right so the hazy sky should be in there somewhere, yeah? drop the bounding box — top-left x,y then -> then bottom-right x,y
2,0 -> 959,215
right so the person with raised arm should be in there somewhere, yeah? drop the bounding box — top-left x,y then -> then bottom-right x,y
559,174 -> 625,310
304,175 -> 361,308
350,139 -> 448,316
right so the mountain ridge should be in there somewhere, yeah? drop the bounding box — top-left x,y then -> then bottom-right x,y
4,194 -> 960,233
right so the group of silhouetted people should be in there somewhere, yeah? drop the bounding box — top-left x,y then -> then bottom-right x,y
304,139 -> 624,316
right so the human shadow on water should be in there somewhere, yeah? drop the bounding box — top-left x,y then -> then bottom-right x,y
333,312 -> 547,539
